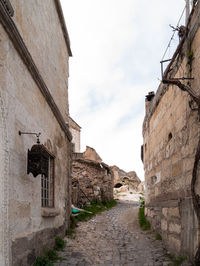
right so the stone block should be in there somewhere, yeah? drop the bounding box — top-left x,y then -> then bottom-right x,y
155,186 -> 159,196
162,165 -> 171,180
168,235 -> 181,252
169,223 -> 181,234
161,219 -> 168,231
162,208 -> 168,217
182,157 -> 194,173
94,190 -> 100,196
172,161 -> 182,177
168,207 -> 180,218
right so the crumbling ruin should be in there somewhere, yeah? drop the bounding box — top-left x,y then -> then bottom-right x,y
71,147 -> 114,206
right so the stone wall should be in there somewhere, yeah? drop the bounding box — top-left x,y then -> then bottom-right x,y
143,2 -> 200,263
72,150 -> 113,206
69,117 -> 81,153
0,1 -> 72,265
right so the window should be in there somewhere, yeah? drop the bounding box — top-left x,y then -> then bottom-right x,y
41,157 -> 54,207
168,132 -> 173,142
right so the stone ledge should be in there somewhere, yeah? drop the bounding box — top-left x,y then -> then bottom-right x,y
41,208 -> 60,217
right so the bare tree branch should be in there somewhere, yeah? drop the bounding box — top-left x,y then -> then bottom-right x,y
163,78 -> 200,105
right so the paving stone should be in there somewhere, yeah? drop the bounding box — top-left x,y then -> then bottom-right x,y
54,201 -> 192,266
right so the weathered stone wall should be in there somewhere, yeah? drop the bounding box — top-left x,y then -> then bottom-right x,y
11,0 -> 70,122
72,157 -> 113,206
0,1 -> 72,265
69,117 -> 81,153
143,3 -> 200,262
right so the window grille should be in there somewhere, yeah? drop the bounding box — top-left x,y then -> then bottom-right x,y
41,157 -> 54,207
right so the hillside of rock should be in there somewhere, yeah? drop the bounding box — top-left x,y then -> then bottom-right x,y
111,165 -> 144,201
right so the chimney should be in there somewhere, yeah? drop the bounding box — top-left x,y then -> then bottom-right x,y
145,91 -> 155,114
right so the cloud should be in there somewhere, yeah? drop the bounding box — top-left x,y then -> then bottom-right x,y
61,0 -> 186,180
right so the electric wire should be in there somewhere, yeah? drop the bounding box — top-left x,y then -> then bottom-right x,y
161,5 -> 186,61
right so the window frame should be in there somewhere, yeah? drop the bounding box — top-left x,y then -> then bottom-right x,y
41,155 -> 55,208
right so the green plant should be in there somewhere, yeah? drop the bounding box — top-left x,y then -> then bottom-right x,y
167,253 -> 187,266
139,196 -> 145,208
188,50 -> 194,60
46,249 -> 59,262
66,215 -> 78,238
33,256 -> 53,266
75,199 -> 117,222
188,50 -> 194,72
155,232 -> 162,240
168,253 -> 175,260
173,256 -> 187,266
66,227 -> 76,238
34,236 -> 66,265
54,236 -> 66,251
104,199 -> 117,209
70,215 -> 77,229
138,197 -> 151,230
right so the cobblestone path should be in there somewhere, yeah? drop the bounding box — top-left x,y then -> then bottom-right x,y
54,201 -> 191,266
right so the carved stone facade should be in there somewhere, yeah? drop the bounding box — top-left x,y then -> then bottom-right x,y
143,2 -> 200,263
72,147 -> 114,206
0,1 -> 72,265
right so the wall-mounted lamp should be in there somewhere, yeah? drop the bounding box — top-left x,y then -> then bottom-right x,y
27,144 -> 51,178
19,130 -> 53,178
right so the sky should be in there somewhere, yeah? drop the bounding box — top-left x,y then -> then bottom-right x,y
61,0 -> 187,180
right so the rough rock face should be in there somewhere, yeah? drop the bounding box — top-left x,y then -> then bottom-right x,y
111,165 -> 143,193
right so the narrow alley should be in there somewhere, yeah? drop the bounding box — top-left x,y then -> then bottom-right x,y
54,201 -> 191,266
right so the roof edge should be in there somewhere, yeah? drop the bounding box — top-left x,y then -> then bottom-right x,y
54,0 -> 72,57
69,116 -> 81,129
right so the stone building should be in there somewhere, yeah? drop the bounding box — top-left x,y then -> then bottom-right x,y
143,2 -> 200,264
69,116 -> 81,153
72,146 -> 114,206
0,1 -> 72,265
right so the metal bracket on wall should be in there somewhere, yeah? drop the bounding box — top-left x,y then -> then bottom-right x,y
160,59 -> 172,78
160,59 -> 194,81
19,131 -> 41,144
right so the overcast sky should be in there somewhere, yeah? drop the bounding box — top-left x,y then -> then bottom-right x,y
61,0 -> 187,180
